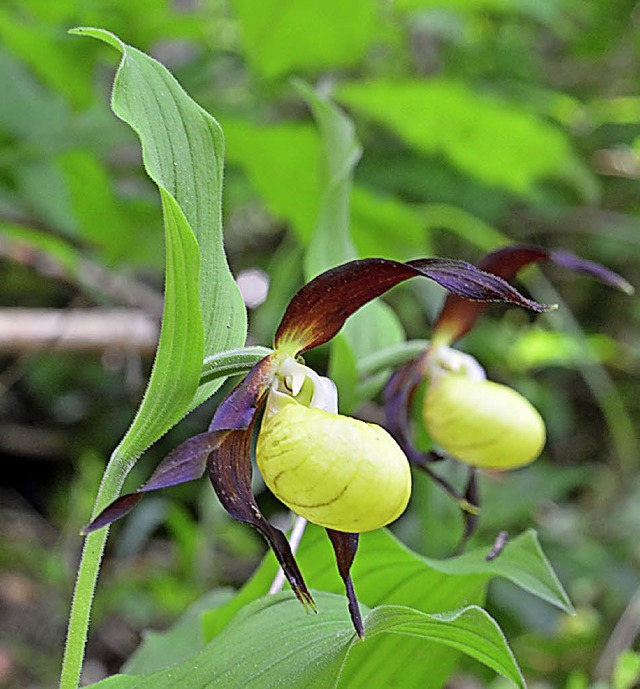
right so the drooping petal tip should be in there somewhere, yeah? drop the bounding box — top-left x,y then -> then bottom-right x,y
81,492 -> 144,535
550,249 -> 635,295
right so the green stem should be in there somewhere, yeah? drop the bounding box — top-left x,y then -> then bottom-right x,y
357,340 -> 430,378
199,346 -> 273,386
60,346 -> 272,688
59,450 -> 132,689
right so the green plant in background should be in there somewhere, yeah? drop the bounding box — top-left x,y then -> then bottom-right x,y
1,2 -> 638,688
54,24 -> 634,689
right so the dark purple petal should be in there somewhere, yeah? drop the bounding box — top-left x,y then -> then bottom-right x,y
383,359 -> 432,466
275,257 -> 551,355
434,244 -> 633,342
209,353 -> 279,432
140,432 -> 222,490
207,418 -> 316,613
81,431 -> 222,535
326,529 -> 363,639
550,249 -> 634,294
407,257 -> 549,309
81,493 -> 144,535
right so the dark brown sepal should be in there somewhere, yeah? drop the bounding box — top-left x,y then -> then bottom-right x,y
434,244 -> 633,342
275,257 -> 551,355
383,359 -> 433,467
81,431 -> 222,535
326,529 -> 364,639
206,419 -> 316,612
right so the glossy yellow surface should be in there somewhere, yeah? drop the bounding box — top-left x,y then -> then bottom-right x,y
257,402 -> 411,532
423,374 -> 546,469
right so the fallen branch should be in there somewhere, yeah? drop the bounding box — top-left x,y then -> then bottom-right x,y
0,308 -> 159,352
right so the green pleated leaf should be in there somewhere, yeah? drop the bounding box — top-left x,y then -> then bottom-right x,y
362,605 -> 524,687
86,592 -> 524,689
202,526 -> 570,688
295,81 -> 405,412
71,28 -> 247,463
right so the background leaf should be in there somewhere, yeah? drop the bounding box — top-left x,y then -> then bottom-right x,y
296,81 -> 406,413
337,79 -> 580,197
231,0 -> 378,80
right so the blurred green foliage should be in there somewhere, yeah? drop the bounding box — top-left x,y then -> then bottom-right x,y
0,0 -> 638,687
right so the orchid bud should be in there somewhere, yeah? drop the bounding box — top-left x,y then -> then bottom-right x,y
423,374 -> 546,470
256,358 -> 411,532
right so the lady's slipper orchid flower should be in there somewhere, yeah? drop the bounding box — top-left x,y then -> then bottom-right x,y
384,244 -> 633,545
257,357 -> 412,532
82,255 -> 556,636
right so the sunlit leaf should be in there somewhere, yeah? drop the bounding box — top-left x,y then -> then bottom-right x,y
231,0 -> 378,80
57,149 -> 130,263
223,120 -> 321,242
351,186 -> 431,261
0,8 -> 94,108
337,79 -> 575,196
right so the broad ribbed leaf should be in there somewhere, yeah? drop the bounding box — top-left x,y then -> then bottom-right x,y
71,28 -> 247,466
86,592 -> 524,689
202,526 -> 571,689
122,589 -> 234,675
361,605 -> 524,687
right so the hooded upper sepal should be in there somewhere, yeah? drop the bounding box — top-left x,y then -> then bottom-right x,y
206,420 -> 316,612
326,529 -> 364,639
81,431 -> 221,535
